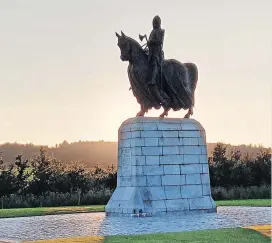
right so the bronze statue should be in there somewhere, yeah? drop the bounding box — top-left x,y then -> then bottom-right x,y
116,15 -> 198,118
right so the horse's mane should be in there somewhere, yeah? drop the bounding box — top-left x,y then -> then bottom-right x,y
125,36 -> 147,62
126,36 -> 143,51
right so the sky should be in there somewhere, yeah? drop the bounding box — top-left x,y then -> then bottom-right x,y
0,0 -> 271,147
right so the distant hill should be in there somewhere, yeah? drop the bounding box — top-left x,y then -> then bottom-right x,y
0,141 -> 269,168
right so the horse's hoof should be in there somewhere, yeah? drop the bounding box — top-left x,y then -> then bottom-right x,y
184,115 -> 190,118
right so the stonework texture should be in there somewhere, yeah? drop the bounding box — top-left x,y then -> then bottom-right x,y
105,117 -> 217,216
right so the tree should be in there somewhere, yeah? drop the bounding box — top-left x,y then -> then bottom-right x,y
210,143 -> 234,187
13,154 -> 30,196
103,165 -> 117,190
248,149 -> 271,186
0,152 -> 17,208
66,161 -> 90,206
27,147 -> 53,207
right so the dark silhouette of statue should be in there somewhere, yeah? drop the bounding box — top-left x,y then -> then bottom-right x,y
115,15 -> 198,118
146,16 -> 169,109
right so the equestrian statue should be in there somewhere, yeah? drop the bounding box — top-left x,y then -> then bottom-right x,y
115,15 -> 198,118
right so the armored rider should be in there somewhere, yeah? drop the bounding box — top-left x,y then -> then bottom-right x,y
146,15 -> 169,107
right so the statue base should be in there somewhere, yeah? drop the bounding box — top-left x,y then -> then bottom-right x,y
105,117 -> 217,216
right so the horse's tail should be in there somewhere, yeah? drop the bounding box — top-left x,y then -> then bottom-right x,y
184,63 -> 198,106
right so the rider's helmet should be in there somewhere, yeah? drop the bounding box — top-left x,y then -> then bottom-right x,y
152,15 -> 161,29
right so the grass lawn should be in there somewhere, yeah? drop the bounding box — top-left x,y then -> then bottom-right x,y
0,199 -> 270,219
105,228 -> 270,243
216,199 -> 271,207
23,228 -> 270,243
0,205 -> 105,218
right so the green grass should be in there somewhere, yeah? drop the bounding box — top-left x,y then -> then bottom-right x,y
0,199 -> 270,219
216,199 -> 271,207
104,228 -> 270,243
23,228 -> 270,243
0,205 -> 105,218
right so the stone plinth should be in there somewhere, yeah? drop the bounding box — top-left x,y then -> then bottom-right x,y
105,117 -> 216,216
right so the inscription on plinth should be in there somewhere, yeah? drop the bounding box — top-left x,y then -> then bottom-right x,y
120,148 -> 132,176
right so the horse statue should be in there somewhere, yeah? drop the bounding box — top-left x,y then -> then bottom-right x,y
115,31 -> 198,118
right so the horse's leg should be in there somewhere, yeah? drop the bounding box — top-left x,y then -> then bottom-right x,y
159,108 -> 170,118
184,106 -> 193,118
136,105 -> 147,117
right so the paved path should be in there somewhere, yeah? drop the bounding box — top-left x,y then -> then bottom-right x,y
0,207 -> 270,242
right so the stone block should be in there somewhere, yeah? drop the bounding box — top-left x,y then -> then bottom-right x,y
119,176 -> 132,187
202,164 -> 209,173
122,187 -> 135,201
131,147 -> 142,156
146,155 -> 160,165
119,139 -> 131,148
198,137 -> 206,146
163,165 -> 180,175
132,156 -> 145,166
121,131 -> 132,139
152,200 -> 166,211
162,131 -> 179,137
120,124 -> 131,132
160,155 -> 183,164
180,164 -> 202,174
201,146 -> 208,154
162,175 -> 185,186
148,187 -> 166,200
183,154 -> 199,164
183,146 -> 202,155
181,185 -> 202,198
145,138 -> 159,146
157,123 -> 181,130
202,184 -> 211,196
165,199 -> 189,211
180,122 -> 198,131
159,137 -> 180,146
132,175 -> 147,186
186,174 -> 201,185
131,165 -> 144,176
142,122 -> 158,131
182,137 -> 199,146
163,146 -> 179,155
144,165 -> 163,175
109,187 -> 125,201
179,131 -> 201,138
131,138 -> 145,147
141,131 -> 162,138
131,131 -> 141,138
201,174 -> 210,184
164,186 -> 182,199
130,123 -> 144,131
188,196 -> 214,210
179,146 -> 184,154
142,146 -> 162,156
199,154 -> 208,163
147,175 -> 162,186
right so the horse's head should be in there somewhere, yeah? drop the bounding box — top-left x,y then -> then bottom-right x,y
116,31 -> 147,64
115,31 -> 132,61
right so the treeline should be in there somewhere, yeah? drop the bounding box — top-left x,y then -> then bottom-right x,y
0,148 -> 116,208
0,143 -> 271,208
209,143 -> 271,200
0,141 -> 268,168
